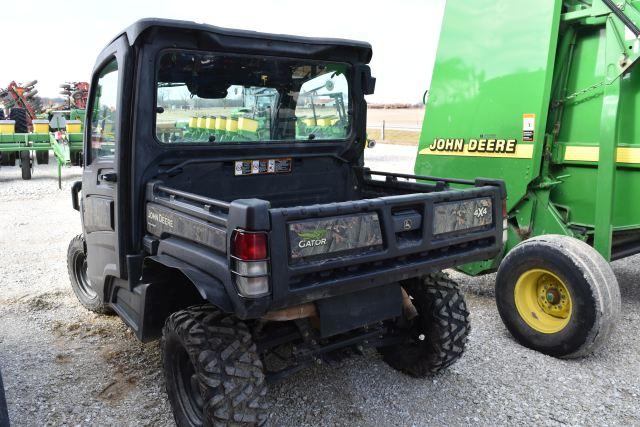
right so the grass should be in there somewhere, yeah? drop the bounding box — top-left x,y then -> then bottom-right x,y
366,128 -> 420,146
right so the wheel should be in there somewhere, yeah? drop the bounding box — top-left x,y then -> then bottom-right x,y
496,234 -> 621,358
9,108 -> 28,133
379,272 -> 471,377
67,234 -> 111,314
20,150 -> 31,180
162,305 -> 268,426
36,151 -> 49,164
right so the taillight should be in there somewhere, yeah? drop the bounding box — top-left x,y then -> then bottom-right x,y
232,231 -> 268,260
231,230 -> 269,298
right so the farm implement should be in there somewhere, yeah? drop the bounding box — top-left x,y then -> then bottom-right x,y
0,81 -> 86,185
416,0 -> 640,358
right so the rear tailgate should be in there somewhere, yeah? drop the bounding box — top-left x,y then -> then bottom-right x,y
268,182 -> 504,308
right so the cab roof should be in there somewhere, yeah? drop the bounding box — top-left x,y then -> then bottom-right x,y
104,18 -> 372,63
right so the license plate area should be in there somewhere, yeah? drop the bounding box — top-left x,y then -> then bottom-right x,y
433,197 -> 493,236
288,212 -> 383,264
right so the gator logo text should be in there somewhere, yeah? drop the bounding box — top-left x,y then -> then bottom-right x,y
296,229 -> 328,248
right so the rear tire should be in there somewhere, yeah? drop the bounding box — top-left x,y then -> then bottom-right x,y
496,235 -> 621,358
67,234 -> 111,314
379,272 -> 471,376
9,108 -> 28,133
162,305 -> 268,426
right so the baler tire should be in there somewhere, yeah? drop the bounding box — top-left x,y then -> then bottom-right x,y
67,234 -> 111,314
9,108 -> 28,133
36,151 -> 49,165
378,272 -> 470,377
496,234 -> 621,358
20,150 -> 31,180
162,305 -> 268,427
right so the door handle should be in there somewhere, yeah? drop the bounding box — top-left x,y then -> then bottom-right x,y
99,172 -> 117,183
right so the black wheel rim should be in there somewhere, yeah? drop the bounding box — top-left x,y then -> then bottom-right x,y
73,250 -> 97,299
173,347 -> 204,425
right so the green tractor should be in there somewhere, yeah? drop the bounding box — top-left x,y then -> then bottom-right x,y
415,0 -> 640,358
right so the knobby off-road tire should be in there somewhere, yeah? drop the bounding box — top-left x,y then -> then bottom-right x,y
67,234 -> 111,314
496,235 -> 621,358
380,272 -> 471,377
162,305 -> 268,427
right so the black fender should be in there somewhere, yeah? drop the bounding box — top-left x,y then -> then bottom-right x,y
148,254 -> 233,313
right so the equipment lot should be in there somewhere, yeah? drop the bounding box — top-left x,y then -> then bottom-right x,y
0,144 -> 639,426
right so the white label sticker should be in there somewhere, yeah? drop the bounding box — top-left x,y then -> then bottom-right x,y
251,160 -> 260,174
523,114 -> 535,131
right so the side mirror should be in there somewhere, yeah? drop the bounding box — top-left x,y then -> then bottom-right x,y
360,66 -> 376,95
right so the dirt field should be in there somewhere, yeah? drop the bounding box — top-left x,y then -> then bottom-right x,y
1,146 -> 639,425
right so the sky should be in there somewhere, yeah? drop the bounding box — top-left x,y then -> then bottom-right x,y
1,0 -> 446,104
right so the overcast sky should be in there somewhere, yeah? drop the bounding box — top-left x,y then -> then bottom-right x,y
2,0 -> 445,103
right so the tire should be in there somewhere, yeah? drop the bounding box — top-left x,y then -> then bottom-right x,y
67,234 -> 111,314
9,108 -> 28,133
379,272 -> 471,377
20,150 -> 31,180
0,369 -> 8,427
162,305 -> 268,426
36,150 -> 49,164
496,234 -> 621,358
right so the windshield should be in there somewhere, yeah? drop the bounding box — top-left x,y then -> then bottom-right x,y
155,51 -> 351,144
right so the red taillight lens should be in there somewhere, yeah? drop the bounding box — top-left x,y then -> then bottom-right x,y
231,230 -> 268,260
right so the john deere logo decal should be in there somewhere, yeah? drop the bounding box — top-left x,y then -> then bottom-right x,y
403,219 -> 413,230
297,229 -> 328,248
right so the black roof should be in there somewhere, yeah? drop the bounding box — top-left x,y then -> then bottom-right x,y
107,18 -> 372,63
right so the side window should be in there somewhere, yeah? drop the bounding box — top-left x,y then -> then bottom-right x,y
89,58 -> 119,162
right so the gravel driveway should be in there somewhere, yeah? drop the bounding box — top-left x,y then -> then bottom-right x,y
0,146 -> 638,425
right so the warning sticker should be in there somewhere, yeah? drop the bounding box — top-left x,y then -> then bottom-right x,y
523,114 -> 535,142
234,158 -> 292,176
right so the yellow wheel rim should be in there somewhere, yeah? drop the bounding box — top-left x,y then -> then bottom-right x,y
513,269 -> 572,334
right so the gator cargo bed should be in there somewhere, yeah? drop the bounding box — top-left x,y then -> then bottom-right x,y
142,167 -> 505,316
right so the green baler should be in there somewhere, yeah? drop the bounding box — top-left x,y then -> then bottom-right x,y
416,0 -> 640,357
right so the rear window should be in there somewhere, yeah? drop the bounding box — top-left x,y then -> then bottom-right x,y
155,50 -> 351,144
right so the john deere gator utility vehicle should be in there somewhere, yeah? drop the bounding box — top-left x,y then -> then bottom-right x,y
67,19 -> 506,425
415,0 -> 640,358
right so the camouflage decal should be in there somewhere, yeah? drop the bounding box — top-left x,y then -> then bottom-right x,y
289,213 -> 383,260
433,197 -> 493,235
146,203 -> 226,252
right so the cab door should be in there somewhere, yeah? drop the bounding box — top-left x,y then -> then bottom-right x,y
82,41 -> 128,290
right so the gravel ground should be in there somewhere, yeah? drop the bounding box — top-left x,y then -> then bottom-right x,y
0,146 -> 639,426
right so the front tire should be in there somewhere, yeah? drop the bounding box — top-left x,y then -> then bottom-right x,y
379,272 -> 471,377
67,234 -> 111,314
496,235 -> 621,358
20,150 -> 31,180
162,305 -> 268,426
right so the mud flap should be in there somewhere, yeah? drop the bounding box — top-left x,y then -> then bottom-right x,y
316,284 -> 402,338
